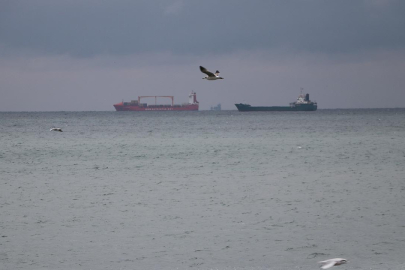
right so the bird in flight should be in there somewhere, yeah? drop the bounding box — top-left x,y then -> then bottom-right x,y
200,66 -> 224,80
318,258 -> 348,269
50,128 -> 63,132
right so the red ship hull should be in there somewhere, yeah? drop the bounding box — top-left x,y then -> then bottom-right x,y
113,103 -> 199,111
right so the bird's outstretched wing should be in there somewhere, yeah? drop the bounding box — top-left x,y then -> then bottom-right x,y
200,66 -> 215,77
320,262 -> 335,269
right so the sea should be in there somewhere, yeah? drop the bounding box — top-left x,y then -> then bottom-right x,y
1,109 -> 404,270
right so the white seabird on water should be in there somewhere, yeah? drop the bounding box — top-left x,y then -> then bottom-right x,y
318,258 -> 348,269
50,128 -> 63,132
200,66 -> 224,80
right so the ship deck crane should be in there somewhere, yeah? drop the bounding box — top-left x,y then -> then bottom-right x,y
138,96 -> 174,106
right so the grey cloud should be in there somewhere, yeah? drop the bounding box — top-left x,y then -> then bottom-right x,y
1,0 -> 405,58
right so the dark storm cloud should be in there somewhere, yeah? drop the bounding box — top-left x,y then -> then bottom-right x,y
1,0 -> 405,57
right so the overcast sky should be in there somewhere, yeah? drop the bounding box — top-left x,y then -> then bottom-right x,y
1,0 -> 405,110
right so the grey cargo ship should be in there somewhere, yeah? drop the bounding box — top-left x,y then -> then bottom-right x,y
235,92 -> 317,112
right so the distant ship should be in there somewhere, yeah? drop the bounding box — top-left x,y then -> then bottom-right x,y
210,103 -> 221,111
114,92 -> 199,111
235,92 -> 317,112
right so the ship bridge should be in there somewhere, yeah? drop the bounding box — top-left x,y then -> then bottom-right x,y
189,91 -> 198,104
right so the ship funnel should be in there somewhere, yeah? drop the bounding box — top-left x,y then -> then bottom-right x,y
305,93 -> 309,101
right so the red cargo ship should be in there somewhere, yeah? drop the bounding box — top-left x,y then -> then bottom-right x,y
114,92 -> 199,111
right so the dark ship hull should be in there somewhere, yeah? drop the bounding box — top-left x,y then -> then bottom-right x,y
235,103 -> 317,111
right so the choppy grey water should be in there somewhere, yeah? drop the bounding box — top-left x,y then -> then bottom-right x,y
1,110 -> 405,270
